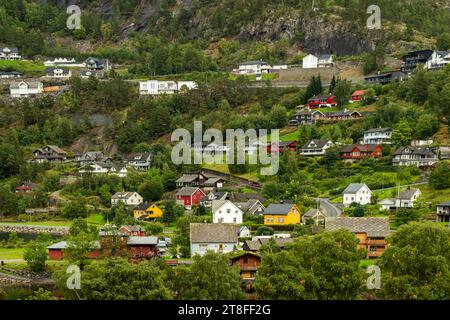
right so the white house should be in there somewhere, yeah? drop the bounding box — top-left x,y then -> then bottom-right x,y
44,58 -> 85,67
0,71 -> 22,79
363,127 -> 392,145
425,51 -> 450,70
272,63 -> 288,70
190,223 -> 238,256
124,152 -> 152,171
238,226 -> 251,238
343,183 -> 372,207
302,54 -> 334,69
238,61 -> 272,75
0,47 -> 21,60
111,192 -> 143,207
10,81 -> 43,98
78,162 -> 128,177
379,188 -> 422,210
44,67 -> 72,79
212,200 -> 243,224
299,139 -> 334,156
139,80 -> 197,95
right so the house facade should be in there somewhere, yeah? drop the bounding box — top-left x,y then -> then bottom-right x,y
340,144 -> 382,161
76,151 -> 112,166
125,152 -> 152,171
401,50 -> 434,73
111,192 -> 143,207
230,252 -> 261,292
0,71 -> 22,79
325,110 -> 362,121
392,146 -> 438,167
10,81 -> 43,98
44,67 -> 72,78
436,201 -> 450,223
343,183 -> 372,207
425,51 -> 450,70
139,80 -> 197,95
267,140 -> 298,153
212,200 -> 243,224
238,61 -> 271,75
133,203 -> 163,220
379,188 -> 422,211
190,223 -> 238,256
307,94 -> 337,108
84,57 -> 110,71
289,110 -> 325,126
364,71 -> 407,84
350,90 -> 366,103
363,128 -> 392,145
32,145 -> 67,163
0,47 -> 21,60
176,187 -> 205,209
300,139 -> 334,156
263,203 -> 301,225
325,217 -> 390,258
302,54 -> 333,69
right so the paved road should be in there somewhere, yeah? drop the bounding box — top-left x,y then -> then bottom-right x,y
317,198 -> 342,217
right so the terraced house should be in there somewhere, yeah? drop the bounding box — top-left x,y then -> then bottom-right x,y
263,203 -> 301,225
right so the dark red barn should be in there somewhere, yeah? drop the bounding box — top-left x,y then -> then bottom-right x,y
307,94 -> 337,109
176,187 -> 205,209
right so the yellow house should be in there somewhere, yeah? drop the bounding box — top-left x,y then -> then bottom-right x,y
263,203 -> 300,225
133,203 -> 163,220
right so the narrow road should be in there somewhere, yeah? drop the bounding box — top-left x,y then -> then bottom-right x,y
316,198 -> 342,217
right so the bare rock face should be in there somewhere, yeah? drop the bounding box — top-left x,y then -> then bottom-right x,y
238,12 -> 373,55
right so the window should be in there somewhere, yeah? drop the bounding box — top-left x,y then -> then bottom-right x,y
226,209 -> 231,214
233,218 -> 237,223
276,217 -> 284,223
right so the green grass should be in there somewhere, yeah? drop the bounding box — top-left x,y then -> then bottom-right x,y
0,220 -> 72,227
359,259 -> 379,268
419,185 -> 450,204
87,213 -> 106,225
1,260 -> 69,271
0,248 -> 24,260
0,60 -> 45,75
279,130 -> 299,142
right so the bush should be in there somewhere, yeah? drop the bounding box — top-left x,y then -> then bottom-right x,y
255,226 -> 274,236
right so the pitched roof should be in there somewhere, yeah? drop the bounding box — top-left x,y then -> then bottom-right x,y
343,183 -> 369,194
325,217 -> 390,237
263,203 -> 295,215
126,152 -> 152,161
134,202 -> 152,211
352,90 -> 366,96
240,60 -> 269,66
176,187 -> 203,197
364,127 -> 392,134
176,174 -> 202,183
243,240 -> 261,251
303,208 -> 326,218
190,223 -> 238,243
10,81 -> 42,89
127,236 -> 158,246
328,110 -> 362,117
398,188 -> 420,200
112,192 -> 140,200
295,110 -> 325,116
341,144 -> 380,153
437,201 -> 450,207
393,146 -> 437,156
301,139 -> 331,149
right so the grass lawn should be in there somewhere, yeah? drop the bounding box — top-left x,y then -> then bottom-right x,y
419,185 -> 450,204
0,220 -> 72,227
1,260 -> 69,271
0,248 -> 24,260
359,259 -> 379,268
0,60 -> 45,75
87,213 -> 106,225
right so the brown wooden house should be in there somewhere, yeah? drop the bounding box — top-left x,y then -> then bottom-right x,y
230,252 -> 261,292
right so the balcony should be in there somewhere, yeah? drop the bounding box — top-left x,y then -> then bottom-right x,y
366,239 -> 386,246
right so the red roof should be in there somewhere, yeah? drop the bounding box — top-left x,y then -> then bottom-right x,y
352,90 -> 366,96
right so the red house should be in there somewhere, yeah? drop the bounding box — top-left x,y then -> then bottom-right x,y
119,225 -> 145,236
340,144 -> 382,161
127,236 -> 158,261
47,241 -> 101,260
15,181 -> 38,194
351,90 -> 366,102
307,94 -> 337,109
267,140 -> 298,153
176,187 -> 205,209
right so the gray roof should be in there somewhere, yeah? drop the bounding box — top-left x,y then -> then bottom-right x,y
176,187 -> 203,197
190,223 -> 238,243
365,127 -> 392,134
325,217 -> 390,237
437,201 -> 450,207
126,152 -> 151,161
127,236 -> 158,245
263,203 -> 295,215
329,110 -> 362,117
45,67 -> 70,74
240,60 -> 269,66
244,240 -> 262,251
1,47 -> 18,53
303,208 -> 326,218
317,54 -> 332,59
112,192 -> 140,200
343,183 -> 369,194
10,81 -> 42,89
47,241 -> 67,249
176,174 -> 202,183
398,188 -> 420,200
301,139 -> 331,150
393,146 -> 437,156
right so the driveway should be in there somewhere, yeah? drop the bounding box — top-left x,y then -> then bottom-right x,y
317,198 -> 342,217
